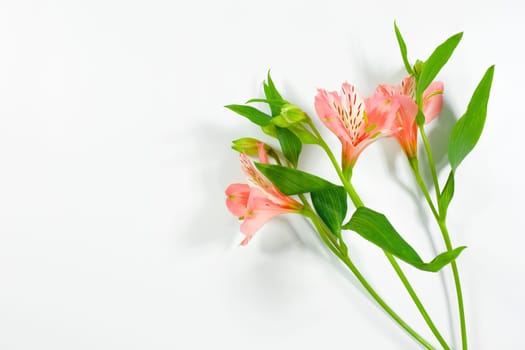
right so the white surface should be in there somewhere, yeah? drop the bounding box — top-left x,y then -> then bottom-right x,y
0,1 -> 523,349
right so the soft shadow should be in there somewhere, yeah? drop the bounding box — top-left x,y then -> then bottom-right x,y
419,102 -> 458,189
175,121 -> 252,251
257,217 -> 307,254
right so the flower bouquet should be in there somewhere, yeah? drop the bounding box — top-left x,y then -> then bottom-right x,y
224,23 -> 493,350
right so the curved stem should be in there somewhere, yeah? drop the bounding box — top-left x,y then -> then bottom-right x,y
386,253 -> 451,350
306,120 -> 448,349
342,164 -> 449,348
409,159 -> 468,350
338,253 -> 435,350
409,158 -> 440,220
301,206 -> 435,350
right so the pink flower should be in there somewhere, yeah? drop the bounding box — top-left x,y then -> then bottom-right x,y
315,83 -> 390,172
365,76 -> 444,158
225,147 -> 302,246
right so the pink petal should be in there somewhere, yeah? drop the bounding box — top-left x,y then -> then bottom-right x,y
238,187 -> 286,245
365,93 -> 399,134
256,142 -> 269,164
340,82 -> 367,142
395,95 -> 419,125
422,81 -> 444,124
376,83 -> 398,96
239,210 -> 282,245
400,76 -> 416,98
239,153 -> 273,192
393,95 -> 419,157
314,89 -> 350,143
225,183 -> 250,217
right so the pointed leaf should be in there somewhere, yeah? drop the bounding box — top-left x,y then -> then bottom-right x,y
275,126 -> 302,168
225,105 -> 271,126
412,247 -> 466,272
311,186 -> 347,236
448,65 -> 495,171
255,163 -> 337,195
416,32 -> 463,102
264,71 -> 284,117
394,22 -> 414,75
246,98 -> 287,114
343,207 -> 422,263
439,171 -> 455,218
343,207 -> 465,272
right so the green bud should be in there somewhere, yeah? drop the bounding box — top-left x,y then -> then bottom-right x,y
271,103 -> 307,127
413,59 -> 425,76
231,138 -> 269,156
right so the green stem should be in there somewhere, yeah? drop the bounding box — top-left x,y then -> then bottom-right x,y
438,220 -> 467,350
341,170 -> 449,349
409,158 -> 467,350
385,253 -> 451,350
338,254 -> 435,350
419,125 -> 440,203
409,158 -> 440,220
301,205 -> 436,350
306,120 -> 448,349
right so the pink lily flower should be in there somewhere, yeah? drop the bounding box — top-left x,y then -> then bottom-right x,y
365,76 -> 444,158
225,144 -> 302,246
315,82 -> 390,173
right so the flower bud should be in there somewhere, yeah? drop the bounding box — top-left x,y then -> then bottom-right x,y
413,59 -> 425,76
271,103 -> 308,127
231,138 -> 270,156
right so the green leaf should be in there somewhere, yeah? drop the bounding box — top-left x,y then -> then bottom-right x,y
439,171 -> 455,218
275,126 -> 302,168
343,207 -> 421,262
412,247 -> 466,272
255,163 -> 337,195
264,71 -> 285,117
289,125 -> 319,144
246,98 -> 287,114
416,32 -> 463,102
261,124 -> 277,138
394,21 -> 414,75
448,65 -> 495,171
224,105 -> 272,126
342,207 -> 465,272
311,186 -> 347,236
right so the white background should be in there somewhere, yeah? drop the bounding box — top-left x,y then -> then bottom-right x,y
0,1 -> 523,349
